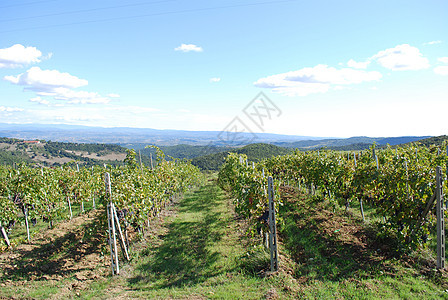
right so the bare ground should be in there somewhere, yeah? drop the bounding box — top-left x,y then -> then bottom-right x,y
0,209 -> 109,298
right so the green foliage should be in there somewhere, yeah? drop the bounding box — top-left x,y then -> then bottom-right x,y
218,153 -> 281,236
412,135 -> 448,147
140,144 -> 229,160
193,143 -> 291,171
124,149 -> 138,168
262,143 -> 448,250
0,149 -> 204,243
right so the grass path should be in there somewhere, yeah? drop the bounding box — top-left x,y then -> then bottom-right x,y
81,180 -> 289,299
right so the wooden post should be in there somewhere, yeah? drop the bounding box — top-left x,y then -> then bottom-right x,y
268,176 -> 279,272
404,160 -> 410,202
24,206 -> 30,243
67,197 -> 72,220
105,172 -> 120,275
436,166 -> 445,269
359,198 -> 365,222
107,203 -> 119,275
139,150 -> 143,170
113,203 -> 130,261
0,221 -> 10,247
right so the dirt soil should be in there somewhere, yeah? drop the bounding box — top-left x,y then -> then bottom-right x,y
0,209 -> 109,293
0,194 -> 183,299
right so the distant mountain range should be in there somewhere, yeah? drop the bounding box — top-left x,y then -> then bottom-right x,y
0,123 -> 431,149
275,136 -> 431,149
0,123 -> 321,146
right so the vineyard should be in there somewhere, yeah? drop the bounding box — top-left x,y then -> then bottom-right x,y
218,143 -> 448,252
0,142 -> 447,298
0,147 -> 204,249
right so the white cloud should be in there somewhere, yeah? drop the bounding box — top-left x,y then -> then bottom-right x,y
254,64 -> 381,96
209,77 -> 221,83
29,96 -> 50,105
285,65 -> 382,84
4,67 -> 88,90
437,57 -> 448,64
108,106 -> 160,113
347,59 -> 370,69
4,67 -> 115,105
174,44 -> 203,52
424,40 -> 442,45
370,44 -> 430,71
0,106 -> 24,112
434,66 -> 448,76
107,93 -> 120,98
0,44 -> 43,68
51,88 -> 110,104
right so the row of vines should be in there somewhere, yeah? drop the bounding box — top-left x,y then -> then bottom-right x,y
218,143 -> 448,250
0,147 -> 204,246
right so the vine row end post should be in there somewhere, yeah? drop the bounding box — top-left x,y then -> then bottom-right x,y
436,166 -> 445,269
268,176 -> 279,272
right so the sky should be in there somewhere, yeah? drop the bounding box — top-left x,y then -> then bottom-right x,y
0,0 -> 447,138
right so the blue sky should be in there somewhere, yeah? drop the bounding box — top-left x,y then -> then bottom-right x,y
0,0 -> 447,138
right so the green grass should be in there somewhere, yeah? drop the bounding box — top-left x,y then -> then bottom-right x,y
80,181 -> 291,299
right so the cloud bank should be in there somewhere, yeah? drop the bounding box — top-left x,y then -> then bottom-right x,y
0,44 -> 46,68
254,65 -> 381,97
255,44 -> 431,96
4,67 -> 113,104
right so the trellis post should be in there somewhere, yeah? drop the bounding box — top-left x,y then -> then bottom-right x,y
436,166 -> 445,269
268,176 -> 279,272
105,172 -> 120,275
0,221 -> 10,247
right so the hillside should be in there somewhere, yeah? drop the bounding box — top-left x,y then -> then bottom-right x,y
192,143 -> 291,170
0,138 -> 288,168
277,136 -> 430,149
409,135 -> 448,147
137,144 -> 233,160
0,137 -> 132,167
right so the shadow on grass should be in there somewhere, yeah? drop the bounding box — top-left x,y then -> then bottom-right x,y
0,211 -> 106,281
129,184 -> 228,289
